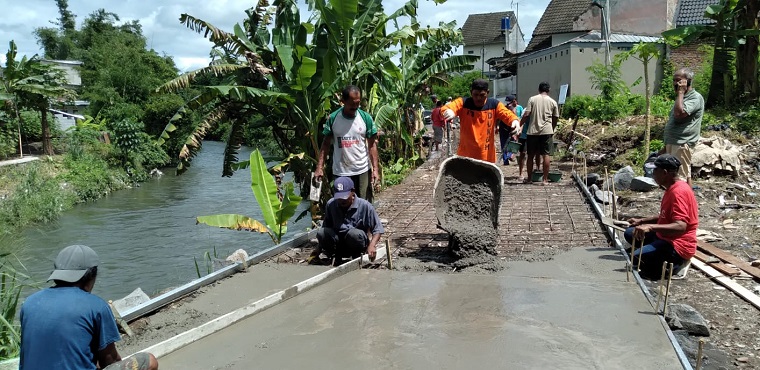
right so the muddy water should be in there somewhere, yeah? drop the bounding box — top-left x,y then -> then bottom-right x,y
19,141 -> 311,300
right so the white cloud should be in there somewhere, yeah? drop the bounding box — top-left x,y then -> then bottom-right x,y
1,0 -> 551,72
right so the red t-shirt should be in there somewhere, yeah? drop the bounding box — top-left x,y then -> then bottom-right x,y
657,180 -> 699,259
432,107 -> 445,128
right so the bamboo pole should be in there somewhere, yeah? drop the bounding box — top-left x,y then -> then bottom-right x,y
656,261 -> 667,311
636,238 -> 643,272
611,170 -> 618,220
696,339 -> 705,370
604,167 -> 610,217
385,240 -> 393,270
662,263 -> 674,314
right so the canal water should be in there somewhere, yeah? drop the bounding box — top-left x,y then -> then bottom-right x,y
20,141 -> 312,301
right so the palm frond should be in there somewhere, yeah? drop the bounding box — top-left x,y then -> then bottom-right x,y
222,119 -> 247,177
175,104 -> 231,175
156,64 -> 246,93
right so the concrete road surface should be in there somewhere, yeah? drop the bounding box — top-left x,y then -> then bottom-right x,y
160,247 -> 683,369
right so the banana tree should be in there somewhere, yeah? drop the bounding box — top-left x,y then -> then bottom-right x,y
662,0 -> 760,106
620,42 -> 662,157
370,20 -> 478,160
196,149 -> 302,244
1,41 -> 74,157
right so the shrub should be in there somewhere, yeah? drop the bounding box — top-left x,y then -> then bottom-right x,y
649,95 -> 673,118
562,95 -> 595,119
0,163 -> 74,226
0,125 -> 15,160
59,153 -> 126,202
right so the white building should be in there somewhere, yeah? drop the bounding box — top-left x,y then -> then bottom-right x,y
461,11 -> 526,78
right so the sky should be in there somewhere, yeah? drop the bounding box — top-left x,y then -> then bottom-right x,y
0,0 -> 551,72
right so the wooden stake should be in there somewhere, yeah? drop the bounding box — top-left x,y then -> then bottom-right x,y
385,240 -> 393,270
656,261 -> 667,312
662,263 -> 674,314
696,338 -> 705,370
630,242 -> 637,282
636,238 -> 644,272
604,167 -> 610,217
611,170 -> 618,219
626,261 -> 630,282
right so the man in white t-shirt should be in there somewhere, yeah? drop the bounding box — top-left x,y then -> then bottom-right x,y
315,85 -> 379,202
520,82 -> 559,185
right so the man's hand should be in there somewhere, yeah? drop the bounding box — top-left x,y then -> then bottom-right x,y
442,109 -> 456,121
367,244 -> 377,261
633,224 -> 652,240
676,79 -> 688,94
510,120 -> 520,135
627,217 -> 643,226
314,167 -> 324,183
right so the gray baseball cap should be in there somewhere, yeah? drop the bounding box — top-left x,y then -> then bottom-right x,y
48,245 -> 100,282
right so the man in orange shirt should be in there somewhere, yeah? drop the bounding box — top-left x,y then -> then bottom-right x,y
441,79 -> 520,162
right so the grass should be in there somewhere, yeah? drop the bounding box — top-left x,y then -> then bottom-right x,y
0,234 -> 26,360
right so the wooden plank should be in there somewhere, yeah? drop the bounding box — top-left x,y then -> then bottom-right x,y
697,240 -> 760,280
691,259 -> 760,310
693,251 -> 740,276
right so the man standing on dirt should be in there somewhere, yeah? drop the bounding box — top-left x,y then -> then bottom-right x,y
662,68 -> 704,188
20,245 -> 159,370
441,79 -> 520,162
623,154 -> 698,279
520,82 -> 559,185
315,85 -> 379,203
309,177 -> 384,265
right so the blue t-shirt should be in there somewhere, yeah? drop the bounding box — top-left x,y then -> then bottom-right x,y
20,287 -> 121,370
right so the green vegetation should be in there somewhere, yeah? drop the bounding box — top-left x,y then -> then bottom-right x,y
0,234 -> 25,359
196,150 -> 303,244
430,71 -> 483,102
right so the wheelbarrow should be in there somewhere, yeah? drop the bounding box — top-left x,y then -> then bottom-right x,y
433,156 -> 503,257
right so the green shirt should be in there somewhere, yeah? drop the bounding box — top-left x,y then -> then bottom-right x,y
664,89 -> 704,145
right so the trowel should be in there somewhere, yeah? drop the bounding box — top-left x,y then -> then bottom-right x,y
600,217 -> 629,231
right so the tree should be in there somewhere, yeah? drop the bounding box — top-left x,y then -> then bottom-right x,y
33,0 -> 77,60
620,42 -> 662,157
0,41 -> 74,156
662,0 -> 760,106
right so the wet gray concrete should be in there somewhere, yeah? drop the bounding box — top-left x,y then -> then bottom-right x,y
160,247 -> 682,369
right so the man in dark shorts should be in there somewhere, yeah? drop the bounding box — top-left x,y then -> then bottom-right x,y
20,245 -> 159,370
520,82 -> 559,185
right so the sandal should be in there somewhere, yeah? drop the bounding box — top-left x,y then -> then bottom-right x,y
521,177 -> 531,184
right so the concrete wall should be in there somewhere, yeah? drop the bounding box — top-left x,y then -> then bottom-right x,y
574,0 -> 680,36
517,45 -> 573,102
493,76 -> 517,98
669,42 -> 709,74
517,42 -> 663,101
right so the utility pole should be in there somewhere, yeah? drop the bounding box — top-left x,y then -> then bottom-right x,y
481,40 -> 485,78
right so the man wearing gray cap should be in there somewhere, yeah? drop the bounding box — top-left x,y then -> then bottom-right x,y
623,154 -> 699,279
20,245 -> 159,370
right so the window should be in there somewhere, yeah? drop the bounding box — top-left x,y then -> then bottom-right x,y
593,48 -> 599,53
579,48 -> 584,53
555,53 -> 558,58
468,50 -> 474,54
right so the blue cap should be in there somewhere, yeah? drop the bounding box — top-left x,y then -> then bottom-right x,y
332,177 -> 354,199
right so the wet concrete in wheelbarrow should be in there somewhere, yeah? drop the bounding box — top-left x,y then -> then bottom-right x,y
160,247 -> 682,370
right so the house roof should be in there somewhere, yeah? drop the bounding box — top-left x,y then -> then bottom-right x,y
675,0 -> 719,27
517,31 -> 662,60
526,0 -> 594,51
462,11 -> 517,46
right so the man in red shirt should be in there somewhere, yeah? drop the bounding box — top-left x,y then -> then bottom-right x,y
623,154 -> 699,279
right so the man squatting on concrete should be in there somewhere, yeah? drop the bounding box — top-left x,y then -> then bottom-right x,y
661,67 -> 705,188
623,154 -> 699,279
520,82 -> 560,185
441,79 -> 520,162
309,177 -> 384,265
314,85 -> 380,203
20,245 -> 159,370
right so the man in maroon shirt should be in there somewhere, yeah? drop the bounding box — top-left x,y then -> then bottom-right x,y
624,154 -> 699,279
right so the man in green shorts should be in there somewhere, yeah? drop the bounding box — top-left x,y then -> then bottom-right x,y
521,82 -> 559,185
662,68 -> 704,188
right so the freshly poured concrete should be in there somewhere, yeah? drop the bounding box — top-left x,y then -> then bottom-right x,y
160,246 -> 682,369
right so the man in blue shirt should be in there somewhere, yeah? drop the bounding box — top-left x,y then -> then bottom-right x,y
309,177 -> 384,266
20,245 -> 159,370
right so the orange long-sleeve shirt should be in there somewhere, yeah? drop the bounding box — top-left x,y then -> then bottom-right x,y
442,97 -> 518,162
